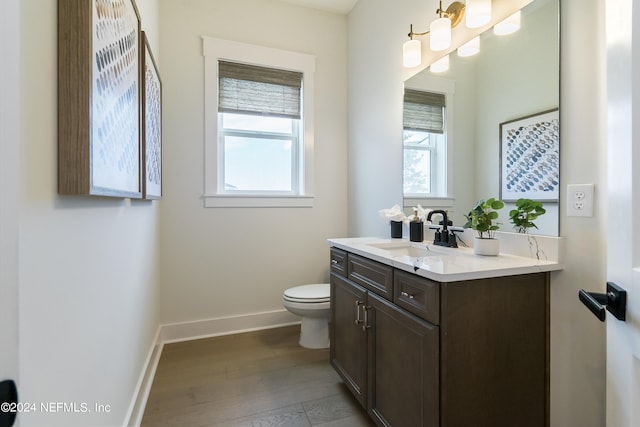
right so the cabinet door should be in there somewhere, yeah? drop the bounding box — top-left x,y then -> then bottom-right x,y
330,272 -> 368,408
368,292 -> 439,427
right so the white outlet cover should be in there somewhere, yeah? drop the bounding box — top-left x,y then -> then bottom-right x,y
567,184 -> 594,217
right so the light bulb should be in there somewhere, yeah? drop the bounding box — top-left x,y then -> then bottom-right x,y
403,39 -> 422,68
430,55 -> 450,73
457,36 -> 480,57
466,0 -> 492,28
430,17 -> 451,51
494,10 -> 521,35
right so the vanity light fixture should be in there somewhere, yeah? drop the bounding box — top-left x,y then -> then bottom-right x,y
457,36 -> 480,57
430,54 -> 450,73
466,0 -> 492,28
494,10 -> 521,35
403,38 -> 422,68
403,0 -> 492,68
430,14 -> 453,51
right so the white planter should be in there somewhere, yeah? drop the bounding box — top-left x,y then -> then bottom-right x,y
474,237 -> 499,256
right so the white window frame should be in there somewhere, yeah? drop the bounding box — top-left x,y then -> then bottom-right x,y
202,37 -> 316,207
403,74 -> 456,209
403,130 -> 445,196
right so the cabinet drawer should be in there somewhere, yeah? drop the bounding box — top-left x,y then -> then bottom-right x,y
394,270 -> 440,325
330,248 -> 348,277
348,253 -> 393,300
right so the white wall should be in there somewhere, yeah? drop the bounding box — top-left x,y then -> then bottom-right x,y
347,0 -> 405,237
16,1 -> 161,426
0,0 -> 20,390
552,1 -> 607,425
157,0 -> 348,324
348,0 -> 607,425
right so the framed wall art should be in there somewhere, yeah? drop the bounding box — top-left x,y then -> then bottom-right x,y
58,0 -> 142,198
499,109 -> 559,202
141,31 -> 162,200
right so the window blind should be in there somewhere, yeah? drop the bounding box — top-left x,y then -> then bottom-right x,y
403,89 -> 445,134
218,60 -> 303,119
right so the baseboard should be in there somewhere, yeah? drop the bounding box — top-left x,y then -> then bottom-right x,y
160,309 -> 301,344
123,326 -> 163,427
123,309 -> 300,426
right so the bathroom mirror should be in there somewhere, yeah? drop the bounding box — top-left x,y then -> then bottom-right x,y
403,0 -> 560,236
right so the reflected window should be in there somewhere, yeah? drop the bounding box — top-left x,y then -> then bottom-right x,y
403,90 -> 446,197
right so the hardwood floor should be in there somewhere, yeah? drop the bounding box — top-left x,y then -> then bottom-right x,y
141,325 -> 375,427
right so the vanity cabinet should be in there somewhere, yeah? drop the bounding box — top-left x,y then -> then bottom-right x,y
329,247 -> 550,427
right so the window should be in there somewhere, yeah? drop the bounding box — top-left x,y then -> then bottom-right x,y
218,61 -> 302,194
219,113 -> 299,193
203,37 -> 316,207
403,89 -> 447,197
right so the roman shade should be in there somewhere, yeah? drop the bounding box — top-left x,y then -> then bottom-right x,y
218,60 -> 303,119
403,89 -> 445,134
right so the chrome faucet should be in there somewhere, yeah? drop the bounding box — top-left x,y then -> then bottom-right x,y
426,210 -> 459,248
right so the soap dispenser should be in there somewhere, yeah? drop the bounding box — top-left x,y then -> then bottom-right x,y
409,208 -> 424,242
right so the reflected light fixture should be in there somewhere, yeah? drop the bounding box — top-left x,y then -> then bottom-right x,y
403,0 -> 493,68
430,55 -> 450,73
494,10 -> 521,35
457,36 -> 480,57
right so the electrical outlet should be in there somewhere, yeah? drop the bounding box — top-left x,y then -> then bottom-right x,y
567,184 -> 594,217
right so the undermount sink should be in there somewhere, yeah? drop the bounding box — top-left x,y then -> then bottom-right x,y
365,242 -> 446,258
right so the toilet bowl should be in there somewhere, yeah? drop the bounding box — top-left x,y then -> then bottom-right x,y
282,284 -> 331,349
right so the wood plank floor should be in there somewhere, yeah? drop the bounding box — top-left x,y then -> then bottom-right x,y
141,325 -> 375,427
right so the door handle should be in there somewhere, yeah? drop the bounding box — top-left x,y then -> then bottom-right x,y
578,282 -> 627,322
362,306 -> 372,331
0,379 -> 18,427
355,300 -> 364,326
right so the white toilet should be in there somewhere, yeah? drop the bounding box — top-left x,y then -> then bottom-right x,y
282,284 -> 331,349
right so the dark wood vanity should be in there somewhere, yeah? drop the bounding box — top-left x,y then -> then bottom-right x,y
329,247 -> 550,427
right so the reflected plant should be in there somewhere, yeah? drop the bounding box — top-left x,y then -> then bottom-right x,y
509,198 -> 546,234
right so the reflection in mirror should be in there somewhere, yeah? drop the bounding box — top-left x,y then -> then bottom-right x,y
403,0 -> 560,236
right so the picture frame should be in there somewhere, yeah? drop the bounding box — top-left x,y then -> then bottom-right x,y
499,109 -> 559,202
141,31 -> 162,200
58,0 -> 142,198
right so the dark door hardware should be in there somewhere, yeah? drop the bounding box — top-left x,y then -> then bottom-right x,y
0,379 -> 18,427
579,282 -> 627,322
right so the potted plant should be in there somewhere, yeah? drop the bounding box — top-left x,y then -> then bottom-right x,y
463,198 -> 505,255
508,198 -> 546,234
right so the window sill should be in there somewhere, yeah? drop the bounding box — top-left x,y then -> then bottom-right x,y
403,197 -> 455,209
204,194 -> 314,208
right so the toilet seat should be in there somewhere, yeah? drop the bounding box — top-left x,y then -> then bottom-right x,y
283,284 -> 330,304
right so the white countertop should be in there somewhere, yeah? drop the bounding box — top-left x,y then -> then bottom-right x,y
328,237 -> 563,282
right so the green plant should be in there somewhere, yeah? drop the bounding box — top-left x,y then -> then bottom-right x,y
509,198 -> 546,234
463,198 -> 505,239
